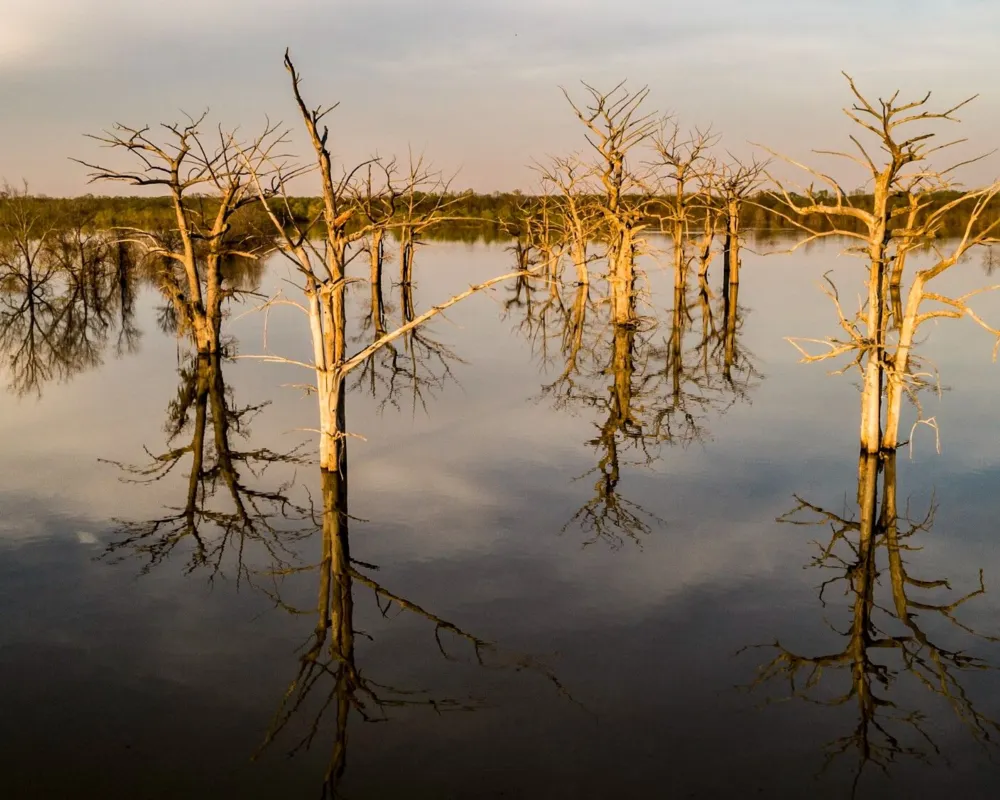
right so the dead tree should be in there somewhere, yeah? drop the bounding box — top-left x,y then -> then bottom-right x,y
561,81 -> 658,326
395,152 -> 458,286
651,122 -> 720,288
533,155 -> 601,285
353,159 -> 402,338
74,117 -> 287,354
242,52 -> 527,471
718,156 -> 766,303
765,74 -> 1000,454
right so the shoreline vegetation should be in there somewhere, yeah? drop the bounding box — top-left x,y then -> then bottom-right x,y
4,189 -> 1000,244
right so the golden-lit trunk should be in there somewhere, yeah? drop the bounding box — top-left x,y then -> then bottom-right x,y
723,199 -> 740,289
672,214 -> 686,288
571,234 -> 589,286
612,322 -> 635,427
724,279 -> 738,379
859,179 -> 892,457
882,277 -> 922,451
609,226 -> 636,326
669,276 -> 685,403
307,279 -> 348,473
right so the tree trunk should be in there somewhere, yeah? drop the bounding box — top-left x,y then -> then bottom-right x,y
401,282 -> 415,325
725,198 -> 740,289
610,226 -> 636,326
859,179 -> 894,457
881,277 -> 922,451
724,279 -> 738,379
309,279 -> 348,473
571,237 -> 589,286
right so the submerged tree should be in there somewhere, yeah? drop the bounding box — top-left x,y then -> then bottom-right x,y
533,155 -> 601,285
652,121 -> 720,288
507,250 -> 758,548
242,51 -> 527,472
75,116 -> 287,355
560,81 -> 658,325
765,75 -> 1000,455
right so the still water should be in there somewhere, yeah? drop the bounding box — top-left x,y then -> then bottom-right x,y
2,238 -> 1000,798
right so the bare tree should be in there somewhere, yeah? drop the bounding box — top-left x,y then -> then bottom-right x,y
242,52 -> 528,472
718,156 -> 766,296
561,81 -> 658,325
74,117 -> 288,354
533,155 -> 601,285
395,152 -> 459,286
651,122 -> 720,287
764,74 -> 1000,454
352,158 -> 401,337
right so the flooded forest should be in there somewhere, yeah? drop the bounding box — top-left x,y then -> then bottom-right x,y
4,56 -> 1000,799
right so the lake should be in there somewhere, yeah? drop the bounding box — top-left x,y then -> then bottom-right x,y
2,235 -> 1000,799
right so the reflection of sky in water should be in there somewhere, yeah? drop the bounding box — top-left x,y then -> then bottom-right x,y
2,238 -> 1000,797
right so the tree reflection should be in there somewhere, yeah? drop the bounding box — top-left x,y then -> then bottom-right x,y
0,226 -> 140,397
351,278 -> 463,414
748,451 -> 999,793
102,351 -> 307,581
258,393 -> 567,799
509,241 -> 761,548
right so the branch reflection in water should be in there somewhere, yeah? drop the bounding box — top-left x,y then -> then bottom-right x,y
504,230 -> 761,548
258,310 -> 569,797
746,450 -> 1000,794
100,350 -> 309,582
0,210 -> 141,397
351,273 -> 464,414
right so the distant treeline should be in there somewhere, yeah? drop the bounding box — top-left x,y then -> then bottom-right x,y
4,190 -> 1000,244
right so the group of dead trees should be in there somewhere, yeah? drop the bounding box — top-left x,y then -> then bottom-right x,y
71,51 -> 526,478
527,81 -> 764,339
495,82 -> 767,546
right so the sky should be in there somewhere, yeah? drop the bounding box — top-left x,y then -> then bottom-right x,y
2,0 -> 1000,195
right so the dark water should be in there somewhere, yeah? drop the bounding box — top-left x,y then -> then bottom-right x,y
2,238 -> 1000,798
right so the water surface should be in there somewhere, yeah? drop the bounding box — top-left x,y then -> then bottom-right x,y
3,238 -> 1000,798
